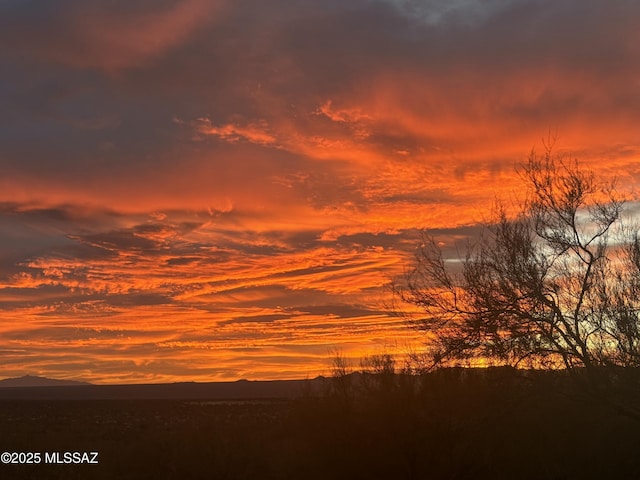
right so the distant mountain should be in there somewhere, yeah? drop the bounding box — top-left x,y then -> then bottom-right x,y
0,377 -> 325,400
0,375 -> 91,388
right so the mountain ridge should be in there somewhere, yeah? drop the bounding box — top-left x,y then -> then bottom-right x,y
0,375 -> 326,400
0,375 -> 92,388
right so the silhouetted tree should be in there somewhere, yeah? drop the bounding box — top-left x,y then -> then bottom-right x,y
328,349 -> 354,410
398,145 -> 640,415
359,353 -> 397,396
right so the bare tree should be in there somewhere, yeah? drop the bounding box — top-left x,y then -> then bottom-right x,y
397,145 -> 640,413
360,353 -> 397,394
328,349 -> 354,409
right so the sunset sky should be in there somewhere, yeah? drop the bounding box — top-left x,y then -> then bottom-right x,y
0,0 -> 639,384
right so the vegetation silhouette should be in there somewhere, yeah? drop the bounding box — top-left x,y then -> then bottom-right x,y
298,358 -> 640,480
396,143 -> 640,418
1,362 -> 639,479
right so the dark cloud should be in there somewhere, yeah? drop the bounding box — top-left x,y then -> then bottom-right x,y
221,313 -> 292,325
297,304 -> 388,318
336,230 -> 421,249
166,256 -> 205,266
0,0 -> 222,70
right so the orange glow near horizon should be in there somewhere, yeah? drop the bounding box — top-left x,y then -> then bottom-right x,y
0,0 -> 639,383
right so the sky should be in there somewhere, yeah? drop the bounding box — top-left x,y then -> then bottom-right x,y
0,0 -> 639,384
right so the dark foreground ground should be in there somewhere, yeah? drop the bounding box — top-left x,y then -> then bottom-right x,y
1,370 -> 639,480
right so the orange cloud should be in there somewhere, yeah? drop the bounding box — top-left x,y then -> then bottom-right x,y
196,118 -> 277,145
